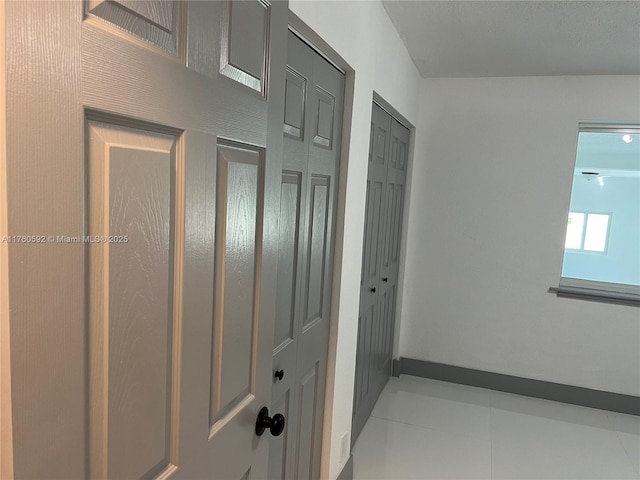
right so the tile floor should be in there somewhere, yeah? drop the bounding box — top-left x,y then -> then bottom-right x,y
352,375 -> 639,479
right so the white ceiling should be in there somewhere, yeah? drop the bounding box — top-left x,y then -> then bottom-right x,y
381,0 -> 640,78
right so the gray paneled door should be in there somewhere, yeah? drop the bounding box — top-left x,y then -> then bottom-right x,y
269,31 -> 344,480
352,103 -> 409,444
4,1 -> 287,479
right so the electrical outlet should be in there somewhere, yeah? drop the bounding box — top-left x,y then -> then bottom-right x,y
340,431 -> 350,462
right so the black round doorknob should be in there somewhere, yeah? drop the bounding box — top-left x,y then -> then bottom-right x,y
255,407 -> 286,437
370,287 -> 376,293
382,277 -> 388,283
274,369 -> 285,381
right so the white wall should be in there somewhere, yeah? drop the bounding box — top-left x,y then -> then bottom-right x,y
401,76 -> 640,397
288,1 -> 422,478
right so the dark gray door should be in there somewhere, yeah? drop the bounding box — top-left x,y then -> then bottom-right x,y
269,31 -> 344,480
352,103 -> 409,444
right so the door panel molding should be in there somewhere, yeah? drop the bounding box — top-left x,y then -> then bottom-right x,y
283,67 -> 307,140
312,87 -> 335,149
303,176 -> 330,328
85,119 -> 184,480
84,0 -> 185,57
219,0 -> 271,95
294,362 -> 319,480
210,141 -> 265,431
275,171 -> 302,352
268,389 -> 292,480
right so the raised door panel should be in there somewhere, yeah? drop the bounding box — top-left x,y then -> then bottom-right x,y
385,285 -> 397,363
203,138 -> 273,480
303,176 -> 330,329
107,150 -> 171,480
374,125 -> 387,166
355,309 -> 372,404
210,141 -> 263,427
352,303 -> 374,443
274,172 -> 302,351
312,87 -> 335,149
85,0 -> 183,55
86,120 -> 181,480
386,121 -> 407,267
364,180 -> 383,281
115,0 -> 174,30
391,184 -> 404,265
368,122 -> 374,163
397,132 -> 408,172
268,389 -> 293,480
373,286 -> 392,396
220,0 -> 271,95
284,67 -> 307,140
371,291 -> 385,397
294,363 -> 319,480
272,171 -> 302,407
381,182 -> 394,272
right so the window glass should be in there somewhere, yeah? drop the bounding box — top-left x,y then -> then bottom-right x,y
565,212 -> 584,250
583,213 -> 610,252
560,126 -> 640,299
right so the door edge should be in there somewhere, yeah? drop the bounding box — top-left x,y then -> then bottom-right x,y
0,0 -> 15,476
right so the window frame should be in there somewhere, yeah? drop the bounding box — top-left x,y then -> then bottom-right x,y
554,123 -> 640,307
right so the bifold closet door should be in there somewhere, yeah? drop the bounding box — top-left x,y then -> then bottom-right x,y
352,103 -> 409,444
269,31 -> 344,480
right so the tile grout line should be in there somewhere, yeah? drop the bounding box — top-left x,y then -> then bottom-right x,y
370,409 -> 492,443
489,389 -> 494,480
604,411 -> 640,475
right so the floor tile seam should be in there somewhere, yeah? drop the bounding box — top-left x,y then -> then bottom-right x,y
489,389 -> 630,421
492,432 -> 636,480
489,392 -> 623,433
489,445 -> 638,480
489,389 -> 494,480
604,411 -> 640,471
369,413 -> 492,443
490,408 -> 636,439
374,393 -> 492,411
488,424 -> 636,454
488,388 -> 640,479
611,430 -> 639,475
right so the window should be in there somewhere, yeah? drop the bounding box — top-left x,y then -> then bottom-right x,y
565,211 -> 611,253
558,124 -> 640,305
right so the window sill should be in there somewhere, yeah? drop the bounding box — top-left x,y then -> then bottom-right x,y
548,285 -> 640,307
